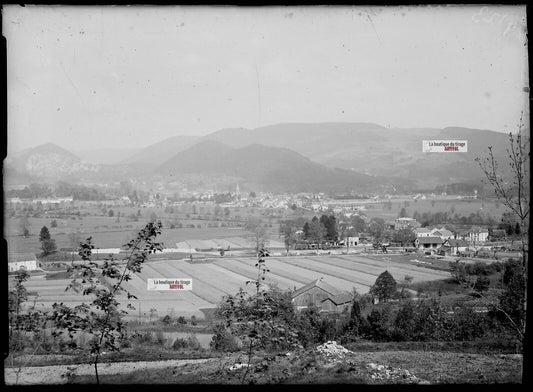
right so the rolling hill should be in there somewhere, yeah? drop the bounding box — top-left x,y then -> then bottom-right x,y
73,147 -> 142,164
156,141 -> 384,193
121,135 -> 200,165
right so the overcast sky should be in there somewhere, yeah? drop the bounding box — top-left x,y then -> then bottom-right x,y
3,5 -> 529,153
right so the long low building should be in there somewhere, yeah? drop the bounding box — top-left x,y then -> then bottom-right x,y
8,253 -> 38,272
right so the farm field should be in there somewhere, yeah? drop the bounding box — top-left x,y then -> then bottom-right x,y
362,197 -> 505,222
13,254 -> 450,321
5,216 -> 254,255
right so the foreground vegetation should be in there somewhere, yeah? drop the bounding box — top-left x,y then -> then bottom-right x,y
64,348 -> 521,384
7,226 -> 525,385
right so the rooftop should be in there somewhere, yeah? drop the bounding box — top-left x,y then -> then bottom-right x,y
292,277 -> 343,298
445,238 -> 469,247
416,236 -> 443,244
323,292 -> 354,305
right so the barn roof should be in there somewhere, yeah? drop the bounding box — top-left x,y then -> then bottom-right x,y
292,277 -> 343,299
445,239 -> 469,247
322,292 -> 354,305
437,229 -> 453,237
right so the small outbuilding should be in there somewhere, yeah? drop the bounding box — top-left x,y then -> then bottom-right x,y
442,238 -> 469,256
291,277 -> 353,312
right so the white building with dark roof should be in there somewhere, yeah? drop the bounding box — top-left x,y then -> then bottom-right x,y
468,226 -> 489,244
431,227 -> 454,241
8,253 -> 38,272
414,236 -> 443,250
415,227 -> 432,237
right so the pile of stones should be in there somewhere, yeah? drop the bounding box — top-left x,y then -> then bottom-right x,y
367,363 -> 429,384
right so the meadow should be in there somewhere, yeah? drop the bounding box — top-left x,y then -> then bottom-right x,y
5,213 -> 257,254
362,196 -> 506,222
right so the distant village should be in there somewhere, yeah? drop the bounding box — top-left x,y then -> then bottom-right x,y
6,180 -> 518,275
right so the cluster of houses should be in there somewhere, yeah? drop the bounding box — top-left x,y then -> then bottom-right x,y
414,225 -> 489,256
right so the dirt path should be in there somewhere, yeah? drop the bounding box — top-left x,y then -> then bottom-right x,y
4,358 -> 212,385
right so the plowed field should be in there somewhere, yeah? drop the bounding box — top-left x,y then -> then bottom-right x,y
16,255 -> 449,320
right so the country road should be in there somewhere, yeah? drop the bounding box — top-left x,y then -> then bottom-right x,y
4,358 -> 212,385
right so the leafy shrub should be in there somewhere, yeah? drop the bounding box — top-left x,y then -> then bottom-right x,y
172,334 -> 202,351
120,338 -> 132,349
209,323 -> 239,352
154,330 -> 166,345
172,337 -> 187,350
132,331 -> 154,345
185,335 -> 201,351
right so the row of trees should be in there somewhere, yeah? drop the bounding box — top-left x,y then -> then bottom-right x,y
278,215 -> 339,253
279,214 -> 421,252
6,181 -> 155,203
412,210 -> 499,228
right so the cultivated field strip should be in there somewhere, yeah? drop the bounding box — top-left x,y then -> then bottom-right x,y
205,263 -> 258,294
331,255 -> 450,281
113,262 -> 218,315
270,258 -> 371,293
227,257 -> 312,285
176,262 -> 256,297
24,286 -> 72,294
149,261 -> 228,305
232,257 -> 369,293
161,261 -> 243,297
118,264 -> 164,300
212,258 -> 299,291
22,278 -> 74,289
22,278 -> 90,301
307,256 -> 403,278
106,263 -> 206,312
277,257 -> 378,287
27,299 -> 88,307
26,294 -> 93,302
333,254 -> 449,276
140,262 -> 215,307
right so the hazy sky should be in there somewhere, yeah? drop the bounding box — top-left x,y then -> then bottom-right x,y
3,5 -> 529,153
